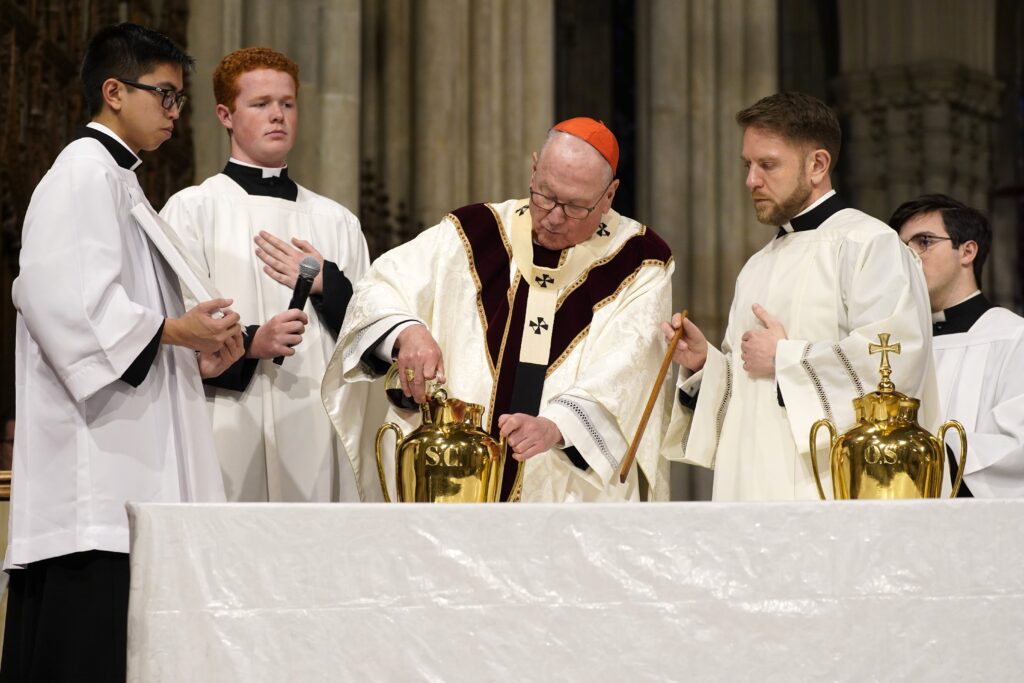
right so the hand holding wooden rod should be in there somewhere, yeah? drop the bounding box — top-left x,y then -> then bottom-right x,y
619,310 -> 688,484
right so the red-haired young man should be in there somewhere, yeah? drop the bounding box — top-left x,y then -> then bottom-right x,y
161,47 -> 372,503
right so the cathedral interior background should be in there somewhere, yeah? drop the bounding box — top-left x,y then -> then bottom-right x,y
1,0 -> 1021,499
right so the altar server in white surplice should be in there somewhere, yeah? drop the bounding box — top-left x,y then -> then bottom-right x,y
890,194 -> 1024,497
662,92 -> 939,501
328,118 -> 674,502
3,24 -> 242,681
161,48 -> 372,502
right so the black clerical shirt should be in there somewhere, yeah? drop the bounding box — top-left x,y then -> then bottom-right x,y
932,293 -> 993,337
221,160 -> 299,201
775,193 -> 849,239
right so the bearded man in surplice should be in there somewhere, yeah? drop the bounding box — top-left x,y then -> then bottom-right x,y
662,92 -> 939,501
328,118 -> 674,502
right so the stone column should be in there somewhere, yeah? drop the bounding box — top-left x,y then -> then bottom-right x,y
834,0 -> 1003,222
318,1 -> 363,209
360,0 -> 554,254
637,0 -> 777,349
636,0 -> 778,500
412,0 -> 472,226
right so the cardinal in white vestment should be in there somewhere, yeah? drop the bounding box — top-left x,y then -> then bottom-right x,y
662,92 -> 939,501
327,118 -> 674,502
161,48 -> 373,502
890,194 -> 1024,497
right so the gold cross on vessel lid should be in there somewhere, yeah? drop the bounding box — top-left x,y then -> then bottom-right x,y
868,333 -> 901,393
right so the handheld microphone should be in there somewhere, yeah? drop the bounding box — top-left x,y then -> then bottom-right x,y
273,255 -> 321,365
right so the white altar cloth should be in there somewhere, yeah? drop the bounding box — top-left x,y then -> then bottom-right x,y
126,501 -> 1024,682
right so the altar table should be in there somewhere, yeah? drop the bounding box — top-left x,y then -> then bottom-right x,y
126,500 -> 1023,681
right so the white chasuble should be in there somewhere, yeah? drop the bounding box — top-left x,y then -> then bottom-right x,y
663,196 -> 940,501
161,174 -> 372,502
933,305 -> 1024,497
9,135 -> 224,567
328,199 -> 674,502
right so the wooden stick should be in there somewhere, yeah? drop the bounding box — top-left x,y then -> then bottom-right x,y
619,310 -> 688,484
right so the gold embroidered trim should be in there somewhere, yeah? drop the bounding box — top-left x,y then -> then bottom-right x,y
487,203 -> 513,257
547,323 -> 591,378
546,257 -> 670,376
508,477 -> 523,502
452,209 -> 512,378
486,272 -> 522,430
556,225 -> 666,308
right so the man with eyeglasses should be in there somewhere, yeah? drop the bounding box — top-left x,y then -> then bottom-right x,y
889,194 -> 1024,497
3,23 -> 241,680
329,118 -> 674,502
116,77 -> 189,111
661,92 -> 938,501
161,48 -> 372,503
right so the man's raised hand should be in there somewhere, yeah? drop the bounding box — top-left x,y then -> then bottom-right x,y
255,230 -> 325,295
740,303 -> 787,379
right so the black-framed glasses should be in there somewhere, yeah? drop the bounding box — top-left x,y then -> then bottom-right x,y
904,233 -> 953,255
119,79 -> 187,111
529,178 -> 613,221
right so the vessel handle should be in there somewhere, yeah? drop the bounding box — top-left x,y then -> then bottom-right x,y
489,434 -> 525,503
809,419 -> 837,500
484,434 -> 507,503
507,458 -> 525,503
939,420 -> 969,498
375,422 -> 403,503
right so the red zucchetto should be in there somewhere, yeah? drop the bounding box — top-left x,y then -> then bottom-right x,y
552,117 -> 619,175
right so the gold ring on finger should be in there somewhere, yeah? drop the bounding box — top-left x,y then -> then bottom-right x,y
404,368 -> 416,382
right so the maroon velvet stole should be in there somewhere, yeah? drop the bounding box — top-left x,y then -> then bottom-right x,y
449,201 -> 671,500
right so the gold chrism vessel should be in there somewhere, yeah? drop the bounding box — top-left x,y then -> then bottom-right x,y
809,333 -> 967,499
375,364 -> 522,502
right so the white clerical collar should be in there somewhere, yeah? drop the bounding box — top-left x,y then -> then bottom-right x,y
86,122 -> 142,171
778,189 -> 837,235
932,290 -> 982,323
229,157 -> 287,178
